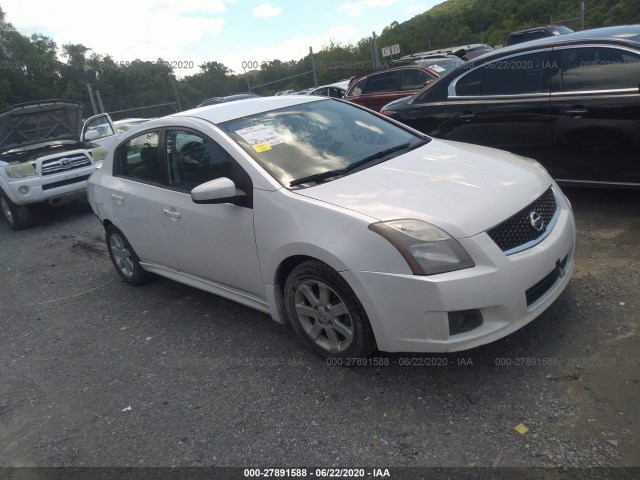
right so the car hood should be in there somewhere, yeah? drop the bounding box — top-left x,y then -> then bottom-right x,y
0,100 -> 83,152
294,139 -> 552,238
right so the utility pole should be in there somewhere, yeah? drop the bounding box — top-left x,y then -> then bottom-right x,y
95,90 -> 105,113
580,2 -> 585,30
171,78 -> 182,111
86,83 -> 97,115
309,47 -> 318,87
370,32 -> 379,69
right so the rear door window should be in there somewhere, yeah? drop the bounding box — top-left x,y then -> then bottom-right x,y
114,130 -> 162,183
400,69 -> 431,91
362,71 -> 396,94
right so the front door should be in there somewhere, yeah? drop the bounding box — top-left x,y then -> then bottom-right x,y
159,129 -> 264,297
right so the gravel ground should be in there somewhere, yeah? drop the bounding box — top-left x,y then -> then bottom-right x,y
0,188 -> 638,472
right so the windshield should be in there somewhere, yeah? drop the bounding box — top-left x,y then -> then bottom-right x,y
219,99 -> 425,188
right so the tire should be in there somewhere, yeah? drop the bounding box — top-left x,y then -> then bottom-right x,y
0,190 -> 33,230
105,225 -> 151,285
284,260 -> 376,359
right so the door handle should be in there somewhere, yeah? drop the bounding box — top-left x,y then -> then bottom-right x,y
163,208 -> 181,220
560,108 -> 589,117
111,193 -> 124,204
458,113 -> 475,121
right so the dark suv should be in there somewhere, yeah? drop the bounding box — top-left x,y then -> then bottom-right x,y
507,25 -> 573,46
344,65 -> 438,112
381,25 -> 640,187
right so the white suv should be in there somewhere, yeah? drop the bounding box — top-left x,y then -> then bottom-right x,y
0,100 -> 97,230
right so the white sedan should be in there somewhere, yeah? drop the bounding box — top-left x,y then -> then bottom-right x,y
87,96 -> 575,359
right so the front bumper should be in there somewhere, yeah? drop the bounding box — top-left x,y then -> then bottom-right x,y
341,192 -> 576,353
2,167 -> 94,205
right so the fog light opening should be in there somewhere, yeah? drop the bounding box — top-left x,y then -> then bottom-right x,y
448,309 -> 483,336
18,186 -> 29,195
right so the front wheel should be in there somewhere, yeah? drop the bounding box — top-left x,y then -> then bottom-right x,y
0,190 -> 33,230
284,260 -> 376,359
106,225 -> 150,285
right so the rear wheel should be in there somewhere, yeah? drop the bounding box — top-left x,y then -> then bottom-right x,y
284,260 -> 376,359
106,225 -> 150,285
0,190 -> 33,230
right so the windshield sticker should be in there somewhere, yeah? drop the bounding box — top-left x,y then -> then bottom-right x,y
235,125 -> 283,152
253,143 -> 272,152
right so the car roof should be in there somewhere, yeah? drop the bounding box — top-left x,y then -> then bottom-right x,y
350,64 -> 438,84
168,96 -> 324,124
309,80 -> 350,91
495,24 -> 640,55
113,118 -> 148,124
509,25 -> 572,35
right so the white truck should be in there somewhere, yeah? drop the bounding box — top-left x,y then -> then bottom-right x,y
0,100 -> 98,230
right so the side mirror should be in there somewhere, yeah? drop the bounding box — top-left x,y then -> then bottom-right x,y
191,177 -> 246,205
84,130 -> 100,141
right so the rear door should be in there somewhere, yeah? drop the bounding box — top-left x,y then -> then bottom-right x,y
443,50 -> 554,162
549,45 -> 640,184
107,129 -> 180,269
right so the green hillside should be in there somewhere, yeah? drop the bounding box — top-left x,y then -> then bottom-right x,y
0,1 -> 638,111
377,0 -> 640,52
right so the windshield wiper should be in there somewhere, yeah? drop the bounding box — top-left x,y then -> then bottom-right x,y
290,141 -> 424,187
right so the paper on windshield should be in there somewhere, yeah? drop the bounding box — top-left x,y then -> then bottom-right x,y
235,124 -> 284,152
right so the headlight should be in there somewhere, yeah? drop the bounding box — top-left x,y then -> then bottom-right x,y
5,163 -> 37,178
91,146 -> 107,162
369,219 -> 474,275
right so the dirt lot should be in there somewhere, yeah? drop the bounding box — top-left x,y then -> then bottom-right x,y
0,187 -> 638,472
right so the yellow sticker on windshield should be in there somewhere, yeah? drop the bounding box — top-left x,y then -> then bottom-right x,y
253,143 -> 272,152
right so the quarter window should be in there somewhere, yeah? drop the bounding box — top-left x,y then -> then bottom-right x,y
165,130 -> 234,191
115,130 -> 162,183
347,78 -> 367,97
455,67 -> 483,96
482,52 -> 547,95
560,47 -> 640,91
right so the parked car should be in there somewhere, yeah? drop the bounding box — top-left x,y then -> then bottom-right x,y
306,80 -> 350,98
391,56 -> 465,79
275,89 -> 296,96
381,25 -> 640,187
397,44 -> 494,62
344,65 -> 439,112
82,116 -> 151,166
413,56 -> 465,75
507,25 -> 573,46
0,100 -> 98,230
88,96 -> 575,359
197,93 -> 260,107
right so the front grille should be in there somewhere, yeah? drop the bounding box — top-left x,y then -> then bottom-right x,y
487,187 -> 557,253
42,174 -> 91,191
526,255 -> 569,306
41,154 -> 92,176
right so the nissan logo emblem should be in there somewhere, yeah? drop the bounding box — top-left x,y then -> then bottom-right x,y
529,211 -> 545,232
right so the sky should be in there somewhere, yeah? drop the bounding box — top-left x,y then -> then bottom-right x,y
1,0 -> 445,77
